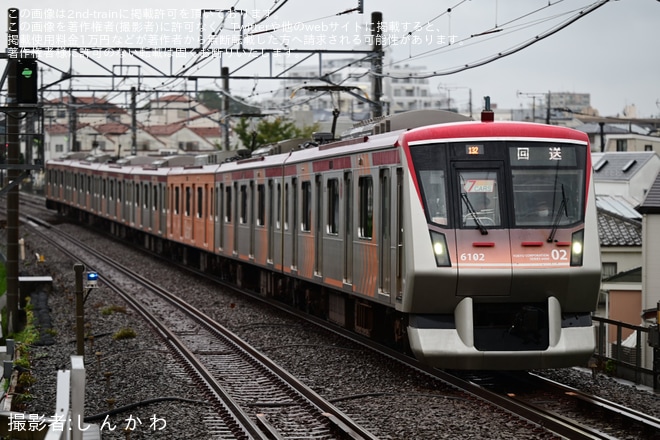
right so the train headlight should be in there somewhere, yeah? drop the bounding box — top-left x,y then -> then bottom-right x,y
430,231 -> 451,267
570,229 -> 584,266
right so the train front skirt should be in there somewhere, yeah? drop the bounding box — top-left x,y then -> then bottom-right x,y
407,296 -> 596,370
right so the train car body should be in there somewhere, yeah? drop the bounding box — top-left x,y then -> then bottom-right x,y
400,118 -> 600,369
45,109 -> 601,370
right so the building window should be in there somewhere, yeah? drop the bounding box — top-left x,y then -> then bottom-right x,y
602,262 -> 617,279
616,139 -> 627,152
644,144 -> 653,151
55,144 -> 64,152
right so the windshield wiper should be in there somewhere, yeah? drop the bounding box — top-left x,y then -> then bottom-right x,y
461,192 -> 488,235
547,184 -> 568,242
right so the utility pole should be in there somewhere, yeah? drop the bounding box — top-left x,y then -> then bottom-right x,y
6,7 -> 20,333
546,90 -> 551,125
370,12 -> 383,119
69,95 -> 78,151
130,86 -> 137,156
222,67 -> 230,150
517,91 -> 547,123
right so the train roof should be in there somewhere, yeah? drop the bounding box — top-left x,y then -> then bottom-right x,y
402,119 -> 590,144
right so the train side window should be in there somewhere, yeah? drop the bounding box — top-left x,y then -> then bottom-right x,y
153,186 -> 158,211
276,183 -> 281,229
209,188 -> 214,219
240,184 -> 248,224
358,176 -> 373,239
327,178 -> 339,235
301,181 -> 312,232
109,180 -> 114,201
185,186 -> 191,216
174,186 -> 180,215
197,186 -> 203,218
419,170 -> 448,225
284,183 -> 289,230
257,184 -> 265,226
225,186 -> 232,223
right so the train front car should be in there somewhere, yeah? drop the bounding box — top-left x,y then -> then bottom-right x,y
401,115 -> 601,370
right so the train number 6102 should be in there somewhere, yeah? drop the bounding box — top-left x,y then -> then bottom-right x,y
460,253 -> 486,261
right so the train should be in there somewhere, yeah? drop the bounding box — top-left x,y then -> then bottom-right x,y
44,108 -> 601,370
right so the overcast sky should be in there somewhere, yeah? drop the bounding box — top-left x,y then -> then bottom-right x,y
4,0 -> 659,118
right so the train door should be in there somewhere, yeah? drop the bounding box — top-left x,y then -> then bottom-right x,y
291,177 -> 298,270
233,182 -> 239,256
267,180 -> 274,264
249,181 -> 255,259
395,168 -> 404,300
379,168 -> 391,296
216,182 -> 224,252
450,162 -> 512,296
343,171 -> 353,285
143,182 -> 150,229
314,174 -> 322,276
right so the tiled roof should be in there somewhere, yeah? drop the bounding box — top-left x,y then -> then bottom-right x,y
188,126 -> 222,138
94,123 -> 130,135
48,96 -> 126,114
46,123 -> 91,134
597,208 -> 642,247
151,94 -> 190,102
145,123 -> 185,136
592,151 -> 656,181
637,171 -> 660,214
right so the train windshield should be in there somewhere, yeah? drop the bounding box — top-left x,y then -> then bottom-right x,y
509,142 -> 585,227
409,141 -> 586,228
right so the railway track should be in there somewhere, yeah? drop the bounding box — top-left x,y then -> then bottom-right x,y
24,214 -> 379,440
11,193 -> 660,439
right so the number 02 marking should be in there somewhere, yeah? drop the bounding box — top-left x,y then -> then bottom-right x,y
551,249 -> 568,261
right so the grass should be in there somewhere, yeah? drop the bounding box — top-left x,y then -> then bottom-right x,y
112,327 -> 136,340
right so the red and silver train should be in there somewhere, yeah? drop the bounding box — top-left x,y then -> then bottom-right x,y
45,109 -> 601,370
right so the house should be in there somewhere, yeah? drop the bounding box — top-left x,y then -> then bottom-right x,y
597,207 -> 642,279
144,124 -> 221,152
633,170 -> 660,372
138,94 -> 214,126
40,93 -> 227,161
46,96 -> 129,126
591,151 -> 660,203
600,267 -> 642,344
637,171 -> 660,315
574,118 -> 660,153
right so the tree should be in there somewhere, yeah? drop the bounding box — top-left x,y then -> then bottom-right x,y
233,116 -> 319,151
